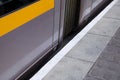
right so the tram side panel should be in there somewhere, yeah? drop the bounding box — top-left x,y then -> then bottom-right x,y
91,0 -> 111,14
78,0 -> 113,26
0,0 -> 55,80
92,0 -> 104,10
53,0 -> 61,45
79,0 -> 93,25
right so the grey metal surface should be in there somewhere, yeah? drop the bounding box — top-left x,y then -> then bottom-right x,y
79,0 -> 112,25
91,0 -> 112,16
0,9 -> 54,80
79,0 -> 92,25
53,0 -> 61,45
92,0 -> 103,10
84,28 -> 120,80
58,0 -> 66,42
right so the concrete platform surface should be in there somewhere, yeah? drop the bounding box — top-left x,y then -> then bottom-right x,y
84,27 -> 120,80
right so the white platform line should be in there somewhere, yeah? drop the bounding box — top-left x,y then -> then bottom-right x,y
30,0 -> 118,80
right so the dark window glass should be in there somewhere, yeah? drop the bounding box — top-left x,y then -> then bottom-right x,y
0,0 -> 38,17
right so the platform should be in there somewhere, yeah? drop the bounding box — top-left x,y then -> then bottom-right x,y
84,28 -> 120,80
31,0 -> 120,80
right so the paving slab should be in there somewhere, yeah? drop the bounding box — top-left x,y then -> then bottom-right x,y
107,36 -> 120,47
88,18 -> 120,37
112,27 -> 120,39
104,5 -> 120,19
99,46 -> 120,63
43,57 -> 93,80
84,47 -> 120,80
84,27 -> 120,80
66,34 -> 111,62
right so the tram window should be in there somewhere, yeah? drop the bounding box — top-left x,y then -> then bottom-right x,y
0,0 -> 38,17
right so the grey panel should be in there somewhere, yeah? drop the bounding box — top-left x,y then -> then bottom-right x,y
59,0 -> 66,42
91,0 -> 105,13
0,9 -> 54,80
92,0 -> 103,10
79,0 -> 92,25
53,0 -> 61,45
91,0 -> 111,17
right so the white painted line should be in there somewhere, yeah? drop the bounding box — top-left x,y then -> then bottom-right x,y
30,0 -> 118,80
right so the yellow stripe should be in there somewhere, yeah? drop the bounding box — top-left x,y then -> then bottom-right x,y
0,0 -> 54,37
